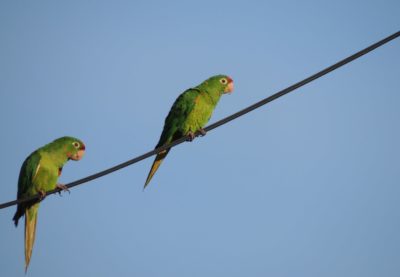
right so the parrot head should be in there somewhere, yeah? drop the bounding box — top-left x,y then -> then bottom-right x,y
201,74 -> 234,94
51,136 -> 86,161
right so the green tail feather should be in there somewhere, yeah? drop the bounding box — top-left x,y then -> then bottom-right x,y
24,203 -> 39,273
144,149 -> 170,189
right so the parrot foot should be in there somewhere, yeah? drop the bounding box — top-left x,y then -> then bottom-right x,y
186,131 -> 195,142
56,183 -> 70,195
198,128 -> 207,136
37,190 -> 46,201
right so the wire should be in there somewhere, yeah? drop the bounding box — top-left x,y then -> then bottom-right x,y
1,31 -> 399,210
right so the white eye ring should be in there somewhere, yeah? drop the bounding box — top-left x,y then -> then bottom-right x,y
220,78 -> 228,84
73,142 -> 80,149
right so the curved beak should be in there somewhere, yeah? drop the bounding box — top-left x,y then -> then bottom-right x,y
69,150 -> 85,161
75,149 -> 85,160
69,144 -> 86,161
224,77 -> 234,94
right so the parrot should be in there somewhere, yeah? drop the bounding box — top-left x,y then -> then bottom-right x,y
12,136 -> 86,272
144,74 -> 234,189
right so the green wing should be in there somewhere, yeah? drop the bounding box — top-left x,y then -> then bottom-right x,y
13,151 -> 41,226
156,88 -> 199,147
17,151 -> 41,197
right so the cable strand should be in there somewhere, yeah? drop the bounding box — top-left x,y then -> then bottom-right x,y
1,30 -> 399,210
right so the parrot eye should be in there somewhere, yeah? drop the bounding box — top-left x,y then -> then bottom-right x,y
72,142 -> 80,149
220,78 -> 228,85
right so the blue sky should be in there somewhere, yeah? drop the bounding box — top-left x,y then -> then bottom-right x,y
0,1 -> 399,276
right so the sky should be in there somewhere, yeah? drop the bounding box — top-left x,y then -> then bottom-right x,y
0,1 -> 399,276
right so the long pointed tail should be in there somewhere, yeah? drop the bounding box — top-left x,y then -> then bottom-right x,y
24,203 -> 39,273
144,149 -> 170,190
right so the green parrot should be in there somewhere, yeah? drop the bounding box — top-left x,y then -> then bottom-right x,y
12,136 -> 86,272
144,74 -> 234,189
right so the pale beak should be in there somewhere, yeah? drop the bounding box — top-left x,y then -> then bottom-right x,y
70,150 -> 85,161
224,80 -> 234,94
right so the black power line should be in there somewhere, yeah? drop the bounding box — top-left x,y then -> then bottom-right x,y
1,31 -> 399,210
